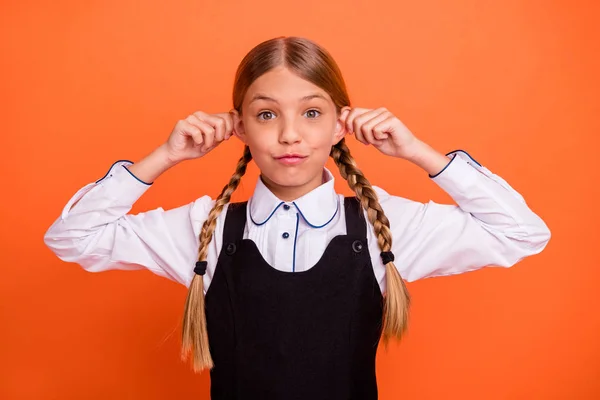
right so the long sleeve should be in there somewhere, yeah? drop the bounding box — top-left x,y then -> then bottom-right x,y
43,160 -> 219,288
371,150 -> 551,285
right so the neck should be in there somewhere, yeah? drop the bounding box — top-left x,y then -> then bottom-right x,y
260,171 -> 325,202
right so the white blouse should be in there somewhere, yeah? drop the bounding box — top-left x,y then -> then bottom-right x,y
43,150 -> 551,293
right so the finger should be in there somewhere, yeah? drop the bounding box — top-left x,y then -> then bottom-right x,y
187,115 -> 215,149
220,112 -> 234,139
361,109 -> 391,143
354,109 -> 384,145
353,130 -> 366,144
349,112 -> 368,144
202,114 -> 227,143
345,108 -> 370,144
372,116 -> 396,141
344,107 -> 368,134
186,114 -> 207,132
180,119 -> 203,146
192,110 -> 208,120
356,108 -> 388,145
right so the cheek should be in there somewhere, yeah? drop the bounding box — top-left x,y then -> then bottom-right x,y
304,123 -> 337,149
243,126 -> 275,164
242,122 -> 272,146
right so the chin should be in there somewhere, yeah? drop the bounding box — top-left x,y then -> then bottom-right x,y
266,169 -> 312,187
260,163 -> 321,189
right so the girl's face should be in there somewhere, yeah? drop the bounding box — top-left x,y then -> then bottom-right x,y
235,66 -> 347,200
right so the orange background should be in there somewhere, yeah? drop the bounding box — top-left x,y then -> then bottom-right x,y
2,0 -> 599,399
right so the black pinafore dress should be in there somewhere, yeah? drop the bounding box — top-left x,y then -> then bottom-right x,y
204,197 -> 384,400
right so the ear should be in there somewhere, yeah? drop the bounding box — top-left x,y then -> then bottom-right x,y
230,109 -> 247,143
333,106 -> 351,144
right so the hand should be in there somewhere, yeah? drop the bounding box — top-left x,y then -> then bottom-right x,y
341,107 -> 420,159
164,111 -> 235,164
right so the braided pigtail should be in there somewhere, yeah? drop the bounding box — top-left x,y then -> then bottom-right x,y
181,145 -> 252,372
330,138 -> 410,343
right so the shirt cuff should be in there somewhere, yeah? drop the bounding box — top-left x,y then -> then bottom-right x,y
95,159 -> 153,185
61,160 -> 152,220
429,150 -> 483,195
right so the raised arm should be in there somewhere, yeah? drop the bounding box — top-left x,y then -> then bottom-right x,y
373,150 -> 550,284
44,111 -> 237,287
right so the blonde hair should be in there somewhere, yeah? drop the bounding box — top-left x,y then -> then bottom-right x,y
181,37 -> 410,372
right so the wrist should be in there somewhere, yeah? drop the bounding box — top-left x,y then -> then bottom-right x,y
156,143 -> 182,169
404,140 -> 452,176
127,144 -> 178,184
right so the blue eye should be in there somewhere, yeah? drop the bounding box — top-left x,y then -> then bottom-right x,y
305,109 -> 321,119
257,111 -> 275,121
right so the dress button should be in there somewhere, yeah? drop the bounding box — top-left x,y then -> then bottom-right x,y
352,240 -> 363,253
225,243 -> 236,255
283,204 -> 290,210
282,232 -> 290,239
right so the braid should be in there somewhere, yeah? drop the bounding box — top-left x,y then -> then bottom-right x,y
181,145 -> 252,372
330,138 -> 410,342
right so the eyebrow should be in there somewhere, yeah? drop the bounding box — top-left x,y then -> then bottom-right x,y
249,93 -> 328,104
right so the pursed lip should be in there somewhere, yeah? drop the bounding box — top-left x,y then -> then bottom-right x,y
274,153 -> 307,159
274,153 -> 308,166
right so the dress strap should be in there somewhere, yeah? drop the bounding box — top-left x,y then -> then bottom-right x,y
344,196 -> 367,237
222,201 -> 248,244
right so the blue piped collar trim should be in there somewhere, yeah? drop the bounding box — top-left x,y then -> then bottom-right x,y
249,168 -> 339,228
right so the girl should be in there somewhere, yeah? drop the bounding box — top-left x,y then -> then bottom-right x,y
44,37 -> 551,399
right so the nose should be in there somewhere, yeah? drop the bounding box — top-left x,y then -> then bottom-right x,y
278,117 -> 302,144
